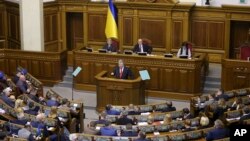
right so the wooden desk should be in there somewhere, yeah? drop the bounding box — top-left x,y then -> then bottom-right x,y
222,59 -> 250,91
74,51 -> 208,100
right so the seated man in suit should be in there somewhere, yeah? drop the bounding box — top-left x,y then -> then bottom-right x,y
99,122 -> 117,136
121,123 -> 138,137
46,95 -> 60,107
182,108 -> 193,120
177,41 -> 191,58
112,59 -> 134,79
1,87 -> 15,108
161,101 -> 176,112
24,102 -> 39,115
31,113 -> 48,137
240,106 -> 250,123
133,38 -> 151,54
16,75 -> 32,94
116,111 -> 135,125
13,68 -> 28,84
103,38 -> 117,52
206,119 -> 229,141
134,131 -> 149,141
105,104 -> 121,115
214,89 -> 229,101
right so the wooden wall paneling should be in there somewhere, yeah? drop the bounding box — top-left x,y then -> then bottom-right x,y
172,20 -> 183,49
0,7 -> 5,49
122,17 -> 133,46
19,60 -> 28,70
161,68 -> 174,91
191,20 -> 207,48
30,60 -> 40,76
42,61 -> 53,77
148,67 -> 159,90
0,59 -> 5,72
44,10 -> 59,52
87,14 -> 106,42
178,69 -> 188,92
139,18 -> 166,48
208,21 -> 225,49
8,59 -> 17,74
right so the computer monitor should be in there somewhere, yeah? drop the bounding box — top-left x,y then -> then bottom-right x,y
98,49 -> 107,53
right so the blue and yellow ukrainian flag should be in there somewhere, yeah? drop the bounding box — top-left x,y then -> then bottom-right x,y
105,0 -> 118,39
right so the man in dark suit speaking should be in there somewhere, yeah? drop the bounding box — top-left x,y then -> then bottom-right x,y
111,59 -> 134,79
133,38 -> 151,54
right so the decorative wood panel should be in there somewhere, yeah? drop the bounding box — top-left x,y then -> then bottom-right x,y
0,12 -> 4,37
172,20 -> 183,49
191,20 -> 207,48
0,49 -> 67,86
139,19 -> 166,48
208,22 -> 224,49
44,13 -> 59,51
222,59 -> 250,91
162,68 -> 174,91
123,17 -> 133,46
88,14 -> 106,42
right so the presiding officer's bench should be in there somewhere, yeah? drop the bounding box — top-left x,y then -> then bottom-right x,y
74,51 -> 208,100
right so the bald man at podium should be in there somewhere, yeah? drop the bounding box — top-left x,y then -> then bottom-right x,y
111,59 -> 134,79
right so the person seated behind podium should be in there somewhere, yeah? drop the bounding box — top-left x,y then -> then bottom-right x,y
103,38 -> 117,52
177,42 -> 191,58
133,38 -> 151,54
111,59 -> 134,79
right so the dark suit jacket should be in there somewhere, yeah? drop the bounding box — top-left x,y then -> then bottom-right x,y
103,44 -> 117,52
28,94 -> 40,103
206,128 -> 229,141
106,109 -> 121,115
11,119 -> 28,125
215,94 -> 229,101
240,114 -> 250,123
121,130 -> 138,137
46,100 -> 60,107
116,116 -> 134,125
100,127 -> 117,136
24,109 -> 38,115
161,106 -> 176,112
1,95 -> 15,108
113,66 -> 134,79
133,44 -> 152,54
16,80 -> 28,94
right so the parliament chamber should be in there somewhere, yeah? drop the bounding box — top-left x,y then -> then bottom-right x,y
0,0 -> 250,141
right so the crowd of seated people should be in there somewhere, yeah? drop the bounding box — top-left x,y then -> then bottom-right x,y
0,68 -> 84,140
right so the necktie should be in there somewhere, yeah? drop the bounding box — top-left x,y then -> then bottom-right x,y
140,45 -> 143,52
120,68 -> 123,78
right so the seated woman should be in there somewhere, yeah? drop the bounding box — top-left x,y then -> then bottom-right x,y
177,41 -> 191,58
